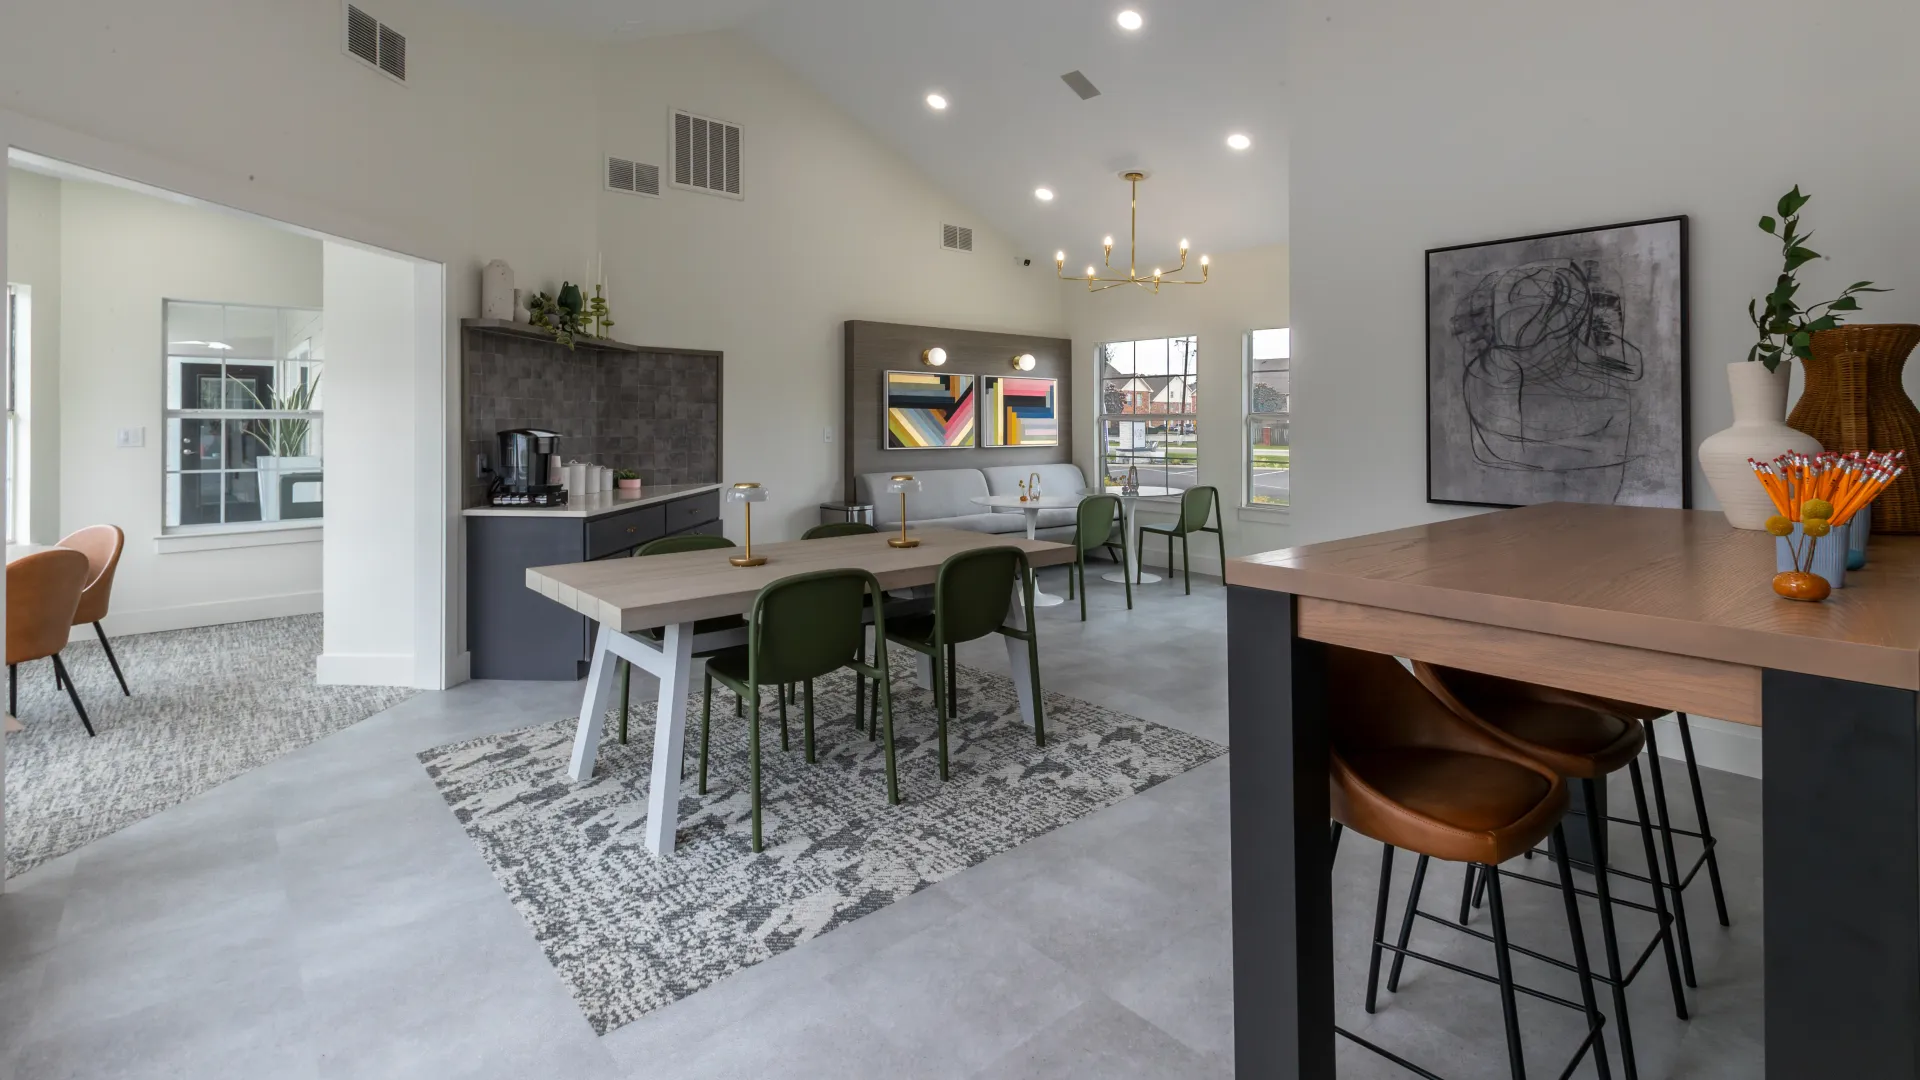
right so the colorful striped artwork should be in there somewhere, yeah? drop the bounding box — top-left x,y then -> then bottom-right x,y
885,371 -> 977,449
982,376 -> 1059,447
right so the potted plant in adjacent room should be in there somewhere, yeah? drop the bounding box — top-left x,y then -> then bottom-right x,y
243,373 -> 323,522
1698,187 -> 1886,529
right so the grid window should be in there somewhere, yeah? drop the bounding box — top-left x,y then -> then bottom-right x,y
163,301 -> 325,531
1246,327 -> 1290,507
1096,336 -> 1199,493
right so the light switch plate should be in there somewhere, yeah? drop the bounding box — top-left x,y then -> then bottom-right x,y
116,426 -> 145,448
823,426 -> 834,444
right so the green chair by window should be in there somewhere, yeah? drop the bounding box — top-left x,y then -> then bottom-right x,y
698,568 -> 899,852
1137,485 -> 1226,595
881,546 -> 1043,782
616,533 -> 743,747
801,521 -> 879,539
1063,494 -> 1131,621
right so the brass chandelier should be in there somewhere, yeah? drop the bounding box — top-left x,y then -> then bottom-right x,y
1055,171 -> 1209,294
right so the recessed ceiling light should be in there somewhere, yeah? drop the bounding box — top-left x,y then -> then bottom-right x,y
1034,187 -> 1054,202
1226,133 -> 1252,151
925,93 -> 948,111
1116,10 -> 1143,31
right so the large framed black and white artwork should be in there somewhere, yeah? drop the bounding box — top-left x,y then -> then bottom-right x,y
1426,216 -> 1689,509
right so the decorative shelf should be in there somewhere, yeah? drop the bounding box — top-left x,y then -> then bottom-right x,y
461,318 -> 648,354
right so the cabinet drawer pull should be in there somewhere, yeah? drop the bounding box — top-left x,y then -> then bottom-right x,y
625,525 -> 637,533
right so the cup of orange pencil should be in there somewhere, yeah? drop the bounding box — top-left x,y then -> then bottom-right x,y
1750,451 -> 1906,601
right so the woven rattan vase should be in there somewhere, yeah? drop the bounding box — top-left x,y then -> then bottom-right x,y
1788,324 -> 1920,533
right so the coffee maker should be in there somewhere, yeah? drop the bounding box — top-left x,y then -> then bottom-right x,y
493,429 -> 567,506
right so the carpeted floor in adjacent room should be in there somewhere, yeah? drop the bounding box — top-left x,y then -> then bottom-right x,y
3,614 -> 416,877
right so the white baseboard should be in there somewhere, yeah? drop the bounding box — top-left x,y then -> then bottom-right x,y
316,652 -> 417,688
83,590 -> 323,641
1652,714 -> 1762,779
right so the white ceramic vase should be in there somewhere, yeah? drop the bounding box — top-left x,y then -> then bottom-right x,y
481,260 -> 515,321
1698,361 -> 1824,530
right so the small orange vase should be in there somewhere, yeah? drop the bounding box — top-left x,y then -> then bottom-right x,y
1772,571 -> 1832,602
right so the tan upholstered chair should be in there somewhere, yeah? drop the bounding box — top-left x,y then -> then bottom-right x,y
58,524 -> 130,696
8,547 -> 96,735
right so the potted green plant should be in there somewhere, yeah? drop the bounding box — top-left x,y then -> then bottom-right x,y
240,373 -> 322,522
614,468 -> 643,493
1698,187 -> 1885,529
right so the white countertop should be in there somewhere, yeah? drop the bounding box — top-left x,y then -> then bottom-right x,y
462,482 -> 721,520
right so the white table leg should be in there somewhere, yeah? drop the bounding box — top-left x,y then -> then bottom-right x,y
568,622 -> 623,782
642,622 -> 696,856
1003,581 -> 1040,726
1024,508 -> 1065,607
1106,496 -> 1162,584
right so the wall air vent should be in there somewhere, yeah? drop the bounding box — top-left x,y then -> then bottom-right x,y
941,224 -> 974,253
1060,70 -> 1102,100
344,4 -> 407,84
671,109 -> 743,199
606,156 -> 662,198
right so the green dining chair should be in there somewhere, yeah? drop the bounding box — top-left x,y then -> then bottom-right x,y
617,533 -> 742,746
698,568 -> 898,851
1138,485 -> 1226,595
801,521 -> 879,539
1063,494 -> 1131,621
881,545 -> 1043,781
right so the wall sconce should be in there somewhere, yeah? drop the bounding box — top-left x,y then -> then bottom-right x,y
922,347 -> 948,367
1011,353 -> 1037,371
725,482 -> 769,566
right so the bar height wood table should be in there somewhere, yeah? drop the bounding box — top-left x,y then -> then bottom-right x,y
1224,503 -> 1920,1080
527,527 -> 1075,856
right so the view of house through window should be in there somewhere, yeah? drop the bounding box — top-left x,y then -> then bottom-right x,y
1098,335 -> 1199,492
164,300 -> 324,531
1246,327 -> 1290,506
6,284 -> 24,543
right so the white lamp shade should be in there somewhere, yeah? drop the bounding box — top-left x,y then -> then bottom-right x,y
886,476 -> 923,494
726,483 -> 768,504
1012,353 -> 1037,371
922,347 -> 947,367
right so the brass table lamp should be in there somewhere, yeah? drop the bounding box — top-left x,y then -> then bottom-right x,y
726,482 -> 769,566
887,475 -> 922,548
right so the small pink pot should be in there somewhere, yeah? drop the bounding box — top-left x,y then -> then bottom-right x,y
616,478 -> 644,492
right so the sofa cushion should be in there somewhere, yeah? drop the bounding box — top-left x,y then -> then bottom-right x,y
909,513 -> 1028,534
858,469 -> 989,525
982,463 -> 1089,500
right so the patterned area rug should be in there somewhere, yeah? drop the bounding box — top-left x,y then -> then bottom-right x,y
419,656 -> 1224,1036
3,615 -> 417,877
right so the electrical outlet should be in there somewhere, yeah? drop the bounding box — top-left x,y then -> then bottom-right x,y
476,453 -> 490,479
116,427 -> 145,448
823,426 -> 834,444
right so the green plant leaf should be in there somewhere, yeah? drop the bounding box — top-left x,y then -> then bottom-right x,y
1778,186 -> 1810,218
1830,296 -> 1860,311
1805,315 -> 1840,332
1758,215 -> 1777,234
1784,246 -> 1820,271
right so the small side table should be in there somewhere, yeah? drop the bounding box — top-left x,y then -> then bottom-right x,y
1102,486 -> 1180,585
970,494 -> 1083,607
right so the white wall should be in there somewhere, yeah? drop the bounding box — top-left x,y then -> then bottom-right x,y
319,242 -> 420,686
56,177 -> 326,634
1063,243 -> 1290,576
593,32 -> 1066,539
1286,0 -> 1920,776
5,168 -> 59,545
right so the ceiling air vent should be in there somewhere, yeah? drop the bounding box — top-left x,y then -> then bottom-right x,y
344,4 -> 407,84
1060,70 -> 1102,100
671,109 -> 743,200
941,224 -> 974,253
606,156 -> 662,198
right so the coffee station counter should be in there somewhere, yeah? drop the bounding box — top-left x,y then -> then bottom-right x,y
465,483 -> 723,680
461,482 -> 722,520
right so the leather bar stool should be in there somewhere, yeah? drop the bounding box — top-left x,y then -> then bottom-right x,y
1326,646 -> 1610,1080
1530,690 -> 1732,990
1412,662 -> 1688,1080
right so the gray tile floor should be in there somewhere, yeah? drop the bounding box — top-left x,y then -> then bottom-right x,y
0,565 -> 1763,1078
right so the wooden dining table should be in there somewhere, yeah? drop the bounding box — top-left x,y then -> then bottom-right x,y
1224,502 -> 1920,1079
527,526 -> 1076,856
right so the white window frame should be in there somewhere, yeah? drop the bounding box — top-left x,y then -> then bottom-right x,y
1095,335 -> 1200,493
162,299 -> 325,535
1244,327 -> 1290,511
5,284 -> 28,544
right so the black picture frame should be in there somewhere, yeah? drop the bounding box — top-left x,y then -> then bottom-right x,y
1425,215 -> 1691,510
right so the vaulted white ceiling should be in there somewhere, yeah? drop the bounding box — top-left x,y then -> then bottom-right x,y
446,0 -> 1288,261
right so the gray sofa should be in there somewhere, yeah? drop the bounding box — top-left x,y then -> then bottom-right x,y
855,463 -> 1089,542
